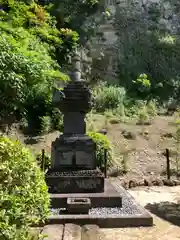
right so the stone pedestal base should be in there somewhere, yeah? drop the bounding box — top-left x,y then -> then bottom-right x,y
47,180 -> 153,228
50,180 -> 122,209
51,135 -> 96,170
46,169 -> 104,193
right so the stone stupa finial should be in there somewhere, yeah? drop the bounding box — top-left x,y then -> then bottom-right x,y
69,49 -> 82,82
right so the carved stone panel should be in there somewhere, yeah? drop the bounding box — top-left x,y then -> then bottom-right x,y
61,151 -> 73,165
46,170 -> 105,193
76,151 -> 93,167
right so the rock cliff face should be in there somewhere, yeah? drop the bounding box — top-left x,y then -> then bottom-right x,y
91,0 -> 180,83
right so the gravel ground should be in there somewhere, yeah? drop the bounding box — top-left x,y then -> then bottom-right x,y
89,184 -> 142,216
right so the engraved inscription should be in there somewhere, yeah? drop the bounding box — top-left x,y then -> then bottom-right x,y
76,179 -> 101,189
58,179 -> 71,189
57,178 -> 101,190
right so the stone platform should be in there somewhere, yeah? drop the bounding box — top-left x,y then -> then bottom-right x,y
50,180 -> 122,208
46,169 -> 104,193
47,180 -> 153,228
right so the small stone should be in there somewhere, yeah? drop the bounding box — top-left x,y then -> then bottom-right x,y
162,132 -> 174,138
144,179 -> 152,186
152,179 -> 163,186
138,181 -> 144,186
122,130 -> 136,140
163,179 -> 175,186
122,181 -> 129,189
109,118 -> 120,124
173,179 -> 180,186
129,180 -> 137,188
98,129 -> 107,135
143,130 -> 149,135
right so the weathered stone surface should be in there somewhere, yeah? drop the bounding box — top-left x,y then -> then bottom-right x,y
152,179 -> 163,186
46,169 -> 104,193
51,135 -> 96,170
50,180 -> 122,209
63,112 -> 86,134
81,225 -> 100,240
46,50 -> 105,203
63,224 -> 81,240
41,224 -> 64,240
49,51 -> 98,179
129,180 -> 138,188
59,82 -> 91,113
163,179 -> 175,186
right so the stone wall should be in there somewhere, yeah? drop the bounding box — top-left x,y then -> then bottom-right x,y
91,0 -> 180,83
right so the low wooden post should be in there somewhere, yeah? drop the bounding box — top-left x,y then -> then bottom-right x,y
42,149 -> 45,172
104,149 -> 107,178
165,148 -> 171,180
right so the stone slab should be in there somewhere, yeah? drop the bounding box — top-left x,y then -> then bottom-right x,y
46,169 -> 104,193
50,180 -> 122,208
63,223 -> 81,240
47,212 -> 152,228
63,112 -> 86,135
81,225 -> 100,240
47,183 -> 153,228
41,224 -> 64,240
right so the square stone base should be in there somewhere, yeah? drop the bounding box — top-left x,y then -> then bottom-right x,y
46,169 -> 104,193
51,135 -> 96,170
50,180 -> 122,208
47,180 -> 153,228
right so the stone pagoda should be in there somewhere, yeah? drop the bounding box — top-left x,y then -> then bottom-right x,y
46,50 -> 104,193
45,51 -> 153,228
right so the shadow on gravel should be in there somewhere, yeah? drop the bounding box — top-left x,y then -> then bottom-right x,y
145,202 -> 180,226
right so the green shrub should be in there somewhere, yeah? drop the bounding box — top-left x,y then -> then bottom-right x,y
0,0 -> 74,127
0,1 -> 79,63
87,131 -> 113,168
0,136 -> 50,240
40,116 -> 52,134
116,103 -> 125,117
51,108 -> 64,131
137,106 -> 150,125
124,99 -> 156,120
147,100 -> 157,117
133,73 -> 151,95
0,31 -> 64,121
92,82 -> 126,112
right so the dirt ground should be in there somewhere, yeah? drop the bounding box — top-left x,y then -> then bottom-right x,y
5,115 -> 179,184
108,116 -> 179,180
90,114 -> 179,183
6,116 -> 180,239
